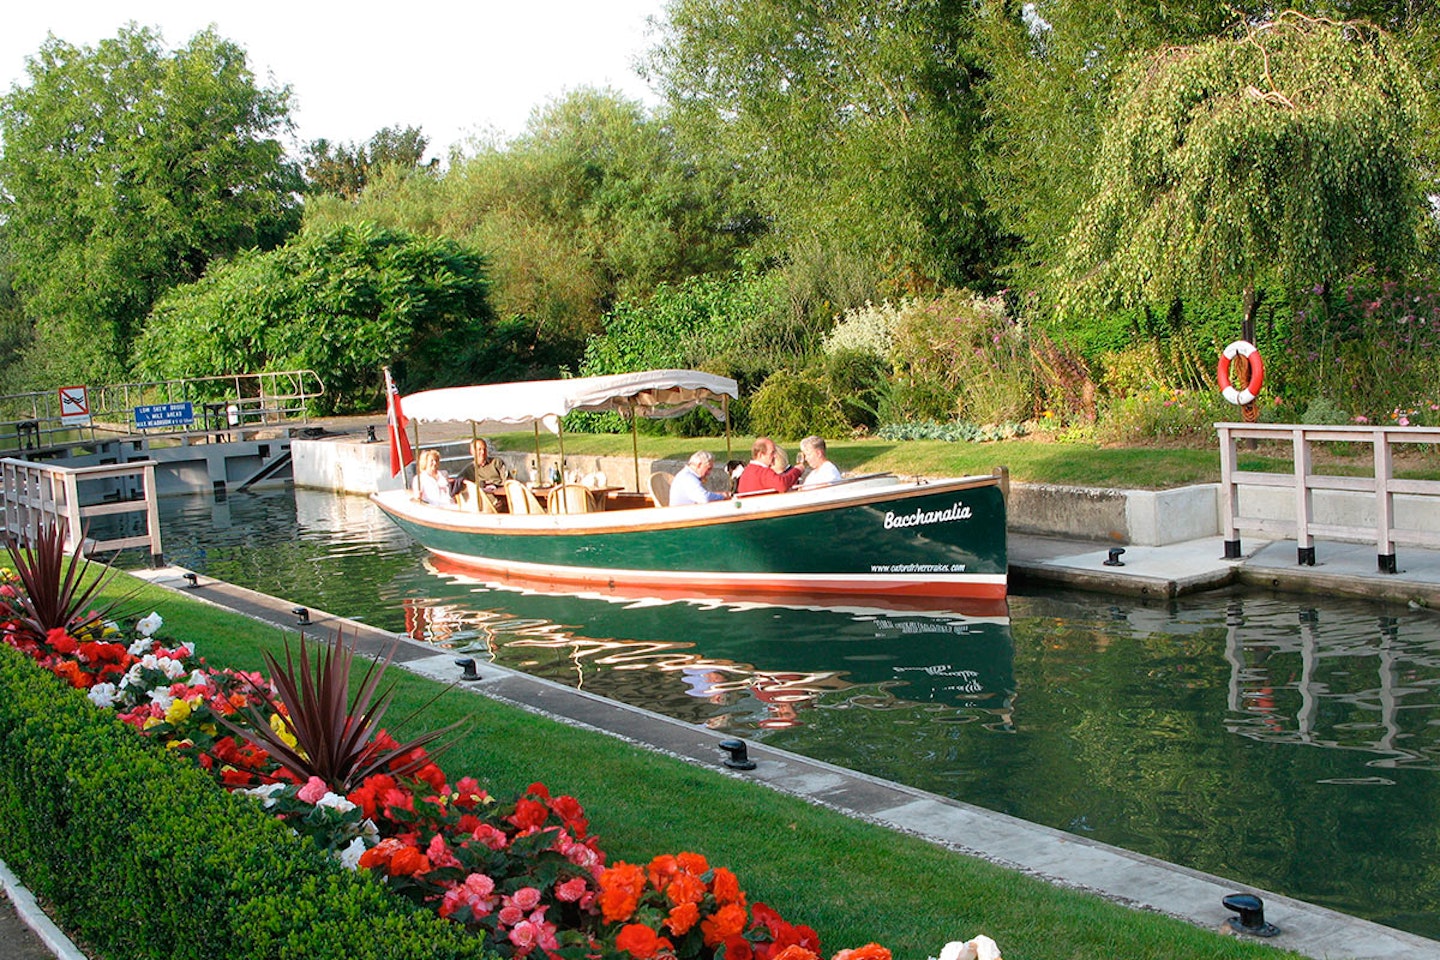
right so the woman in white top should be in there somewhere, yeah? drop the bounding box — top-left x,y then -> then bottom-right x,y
412,448 -> 455,506
799,436 -> 843,487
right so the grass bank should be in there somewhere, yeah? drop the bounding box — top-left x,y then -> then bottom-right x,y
73,570 -> 1302,960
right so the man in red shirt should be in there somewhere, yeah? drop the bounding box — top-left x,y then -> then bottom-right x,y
737,437 -> 802,494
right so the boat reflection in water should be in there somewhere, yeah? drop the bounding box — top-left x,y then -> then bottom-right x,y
402,557 -> 1015,734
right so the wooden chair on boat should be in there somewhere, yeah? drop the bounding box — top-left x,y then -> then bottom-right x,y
457,480 -> 499,513
648,472 -> 672,507
547,483 -> 600,515
503,479 -> 545,515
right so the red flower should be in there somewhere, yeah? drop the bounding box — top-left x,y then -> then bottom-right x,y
831,945 -> 892,960
46,629 -> 78,655
665,873 -> 706,906
724,937 -> 755,960
701,903 -> 748,946
677,851 -> 709,876
615,923 -> 672,959
712,867 -> 744,906
665,901 -> 700,936
388,844 -> 431,877
508,797 -> 548,832
772,947 -> 819,960
599,862 -> 648,923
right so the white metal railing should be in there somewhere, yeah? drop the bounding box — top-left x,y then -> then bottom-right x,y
1,457 -> 162,563
1217,422 -> 1440,572
0,370 -> 324,450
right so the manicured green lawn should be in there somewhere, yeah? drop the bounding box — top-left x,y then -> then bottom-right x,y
91,572 -> 1304,960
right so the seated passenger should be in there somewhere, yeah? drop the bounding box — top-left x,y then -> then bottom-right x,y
669,451 -> 727,506
413,448 -> 455,506
798,435 -> 843,487
737,437 -> 802,495
453,437 -> 510,495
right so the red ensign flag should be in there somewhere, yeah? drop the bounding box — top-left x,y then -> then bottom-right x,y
384,367 -> 414,477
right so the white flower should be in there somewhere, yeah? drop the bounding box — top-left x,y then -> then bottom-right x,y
938,937 -> 1002,960
186,669 -> 210,687
338,836 -> 369,870
87,683 -> 118,708
146,688 -> 175,712
238,782 -> 288,808
128,638 -> 153,656
136,612 -> 163,637
315,792 -> 357,814
159,657 -> 186,680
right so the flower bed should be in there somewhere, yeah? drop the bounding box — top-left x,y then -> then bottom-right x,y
0,558 -> 1002,960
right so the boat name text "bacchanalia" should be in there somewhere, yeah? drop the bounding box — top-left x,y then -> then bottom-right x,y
882,500 -> 972,530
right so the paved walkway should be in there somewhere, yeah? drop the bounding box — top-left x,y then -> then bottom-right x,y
1011,531 -> 1440,608
112,558 -> 1440,960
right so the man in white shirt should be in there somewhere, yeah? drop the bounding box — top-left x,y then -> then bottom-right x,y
669,451 -> 728,506
799,435 -> 843,487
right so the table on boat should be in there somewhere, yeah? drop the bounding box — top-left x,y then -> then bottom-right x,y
491,484 -> 625,512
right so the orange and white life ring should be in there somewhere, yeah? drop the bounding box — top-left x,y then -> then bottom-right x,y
1217,340 -> 1264,405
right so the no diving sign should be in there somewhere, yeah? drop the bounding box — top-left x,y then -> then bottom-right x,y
58,385 -> 91,425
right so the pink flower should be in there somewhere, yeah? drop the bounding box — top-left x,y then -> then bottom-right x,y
510,886 -> 542,911
426,833 -> 461,869
499,905 -> 525,927
555,877 -> 589,902
438,872 -> 498,920
1354,415 -> 1370,424
1399,416 -> 1411,426
472,823 -> 509,850
298,777 -> 329,804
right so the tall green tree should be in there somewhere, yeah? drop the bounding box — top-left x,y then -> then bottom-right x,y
303,125 -> 434,199
974,0 -> 1238,293
1055,15 -> 1425,320
649,0 -> 1000,297
134,223 -> 498,412
0,24 -> 302,386
306,89 -> 759,358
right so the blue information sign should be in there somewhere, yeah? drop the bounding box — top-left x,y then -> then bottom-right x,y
134,402 -> 195,429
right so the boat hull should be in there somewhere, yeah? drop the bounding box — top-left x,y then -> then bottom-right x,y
371,475 -> 1007,600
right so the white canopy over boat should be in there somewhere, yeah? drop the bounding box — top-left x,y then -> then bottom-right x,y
402,369 -> 739,432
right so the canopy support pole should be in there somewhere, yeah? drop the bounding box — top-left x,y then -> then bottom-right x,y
557,424 -> 566,482
470,421 -> 479,476
723,395 -> 732,463
533,423 -> 542,483
630,402 -> 641,493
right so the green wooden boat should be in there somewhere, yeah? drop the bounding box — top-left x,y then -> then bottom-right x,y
371,370 -> 1007,602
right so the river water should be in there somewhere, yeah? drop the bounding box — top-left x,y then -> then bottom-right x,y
123,487 -> 1440,939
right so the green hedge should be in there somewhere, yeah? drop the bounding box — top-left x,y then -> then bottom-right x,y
0,644 -> 489,960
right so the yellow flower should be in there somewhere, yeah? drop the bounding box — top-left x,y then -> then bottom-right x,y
142,716 -> 163,731
269,713 -> 298,749
200,723 -> 218,736
165,699 -> 192,725
165,738 -> 194,750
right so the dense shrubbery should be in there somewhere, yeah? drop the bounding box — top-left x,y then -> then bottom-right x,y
0,642 -> 487,960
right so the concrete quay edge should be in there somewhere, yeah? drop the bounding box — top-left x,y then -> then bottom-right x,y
107,563 -> 1440,960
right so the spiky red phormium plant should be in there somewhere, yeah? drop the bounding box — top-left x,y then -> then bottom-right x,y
220,628 -> 466,794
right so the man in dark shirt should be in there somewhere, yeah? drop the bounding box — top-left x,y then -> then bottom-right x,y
453,438 -> 510,493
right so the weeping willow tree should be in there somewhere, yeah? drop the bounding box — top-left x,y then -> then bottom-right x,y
1056,13 -> 1425,328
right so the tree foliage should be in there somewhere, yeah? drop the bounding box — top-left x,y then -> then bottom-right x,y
974,0 -> 1237,293
1057,14 -> 1425,317
134,224 -> 496,412
0,24 -> 302,385
305,89 -> 760,363
303,125 -> 435,199
650,0 -> 1001,294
